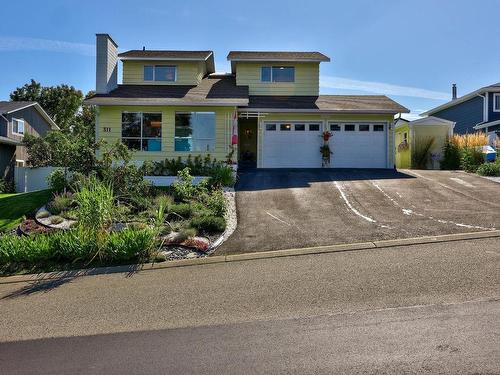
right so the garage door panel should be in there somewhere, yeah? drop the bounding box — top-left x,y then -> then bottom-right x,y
261,122 -> 387,169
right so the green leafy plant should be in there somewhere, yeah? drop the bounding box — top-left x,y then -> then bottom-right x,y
0,178 -> 15,194
190,215 -> 226,234
460,148 -> 484,173
168,203 -> 194,220
49,215 -> 64,225
74,176 -> 114,231
477,161 -> 500,176
47,169 -> 69,193
440,142 -> 461,170
412,137 -> 435,169
198,190 -> 226,217
209,165 -> 235,187
172,168 -> 197,202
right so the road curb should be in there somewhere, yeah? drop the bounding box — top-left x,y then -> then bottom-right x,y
1,230 -> 500,285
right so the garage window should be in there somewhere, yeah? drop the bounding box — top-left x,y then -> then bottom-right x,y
266,124 -> 276,131
294,124 -> 305,131
280,124 -> 292,131
344,124 -> 355,131
373,124 -> 384,132
330,124 -> 341,131
309,124 -> 320,131
359,124 -> 370,132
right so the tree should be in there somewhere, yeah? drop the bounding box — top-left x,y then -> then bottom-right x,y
10,79 -> 84,132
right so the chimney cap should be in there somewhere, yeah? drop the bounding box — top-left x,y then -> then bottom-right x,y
142,46 -> 146,51
96,33 -> 118,48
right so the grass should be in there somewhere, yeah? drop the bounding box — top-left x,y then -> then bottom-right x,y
0,190 -> 53,232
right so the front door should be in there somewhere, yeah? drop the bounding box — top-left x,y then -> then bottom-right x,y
238,119 -> 258,169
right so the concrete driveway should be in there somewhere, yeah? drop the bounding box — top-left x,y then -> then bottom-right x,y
217,169 -> 500,254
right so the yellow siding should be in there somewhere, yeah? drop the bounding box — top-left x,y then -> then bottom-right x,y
97,105 -> 235,162
122,60 -> 206,85
395,124 -> 411,169
255,113 -> 394,168
235,62 -> 319,96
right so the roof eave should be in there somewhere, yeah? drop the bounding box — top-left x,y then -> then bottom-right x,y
84,98 -> 247,107
238,108 -> 408,114
227,57 -> 330,63
5,102 -> 59,130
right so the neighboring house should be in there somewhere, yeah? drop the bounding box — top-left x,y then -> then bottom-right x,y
422,83 -> 500,141
0,101 -> 58,180
85,34 -> 409,169
394,117 -> 455,169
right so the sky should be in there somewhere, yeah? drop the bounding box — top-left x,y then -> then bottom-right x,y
0,0 -> 499,119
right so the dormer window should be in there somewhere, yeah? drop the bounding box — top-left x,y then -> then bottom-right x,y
144,65 -> 177,82
261,66 -> 295,83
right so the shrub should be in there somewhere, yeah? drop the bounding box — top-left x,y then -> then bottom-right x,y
104,229 -> 156,262
46,193 -> 73,215
168,203 -> 193,220
47,169 -> 68,193
451,133 -> 489,149
198,190 -> 226,217
49,215 -> 64,225
412,137 -> 435,169
172,168 -> 197,202
440,142 -> 461,170
460,148 -> 484,172
36,210 -> 51,219
190,215 -> 226,234
477,162 -> 500,176
74,176 -> 114,231
0,178 -> 15,194
209,165 -> 235,187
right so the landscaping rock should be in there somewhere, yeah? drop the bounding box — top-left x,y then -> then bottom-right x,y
185,252 -> 198,259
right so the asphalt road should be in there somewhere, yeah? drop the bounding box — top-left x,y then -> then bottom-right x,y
217,169 -> 500,254
0,237 -> 499,373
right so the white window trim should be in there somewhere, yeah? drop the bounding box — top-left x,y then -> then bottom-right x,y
327,121 -> 386,132
11,117 -> 25,136
263,121 -> 324,131
16,159 -> 25,167
121,111 -> 163,152
144,65 -> 177,82
493,93 -> 500,112
261,66 -> 295,83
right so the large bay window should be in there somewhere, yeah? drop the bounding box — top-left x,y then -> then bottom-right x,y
175,112 -> 216,152
121,112 -> 162,151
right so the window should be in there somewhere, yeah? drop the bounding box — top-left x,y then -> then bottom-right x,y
144,66 -> 154,81
294,124 -> 305,131
330,124 -> 341,131
144,65 -> 176,81
122,112 -> 162,151
12,118 -> 24,135
280,124 -> 292,131
359,124 -> 370,132
175,112 -> 216,152
261,66 -> 295,82
373,124 -> 384,132
344,124 -> 355,131
494,94 -> 500,112
309,124 -> 320,131
266,124 -> 276,131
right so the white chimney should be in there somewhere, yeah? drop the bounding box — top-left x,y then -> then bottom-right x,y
96,34 -> 118,94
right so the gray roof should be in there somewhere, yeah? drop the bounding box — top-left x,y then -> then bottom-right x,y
84,75 -> 249,107
227,51 -> 330,62
0,101 -> 37,114
118,50 -> 213,60
422,82 -> 500,116
244,95 -> 409,114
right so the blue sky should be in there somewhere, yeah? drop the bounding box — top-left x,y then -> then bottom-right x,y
0,0 -> 499,118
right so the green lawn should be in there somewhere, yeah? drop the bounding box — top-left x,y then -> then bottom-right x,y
0,190 -> 53,232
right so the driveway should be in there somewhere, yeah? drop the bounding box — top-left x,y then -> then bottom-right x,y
217,169 -> 500,254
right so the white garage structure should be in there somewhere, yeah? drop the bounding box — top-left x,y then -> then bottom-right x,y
260,121 -> 388,169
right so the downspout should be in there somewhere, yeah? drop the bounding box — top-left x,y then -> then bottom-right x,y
473,92 -> 488,130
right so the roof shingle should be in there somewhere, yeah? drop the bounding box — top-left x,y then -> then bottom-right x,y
227,51 -> 330,62
0,101 -> 37,114
118,50 -> 213,60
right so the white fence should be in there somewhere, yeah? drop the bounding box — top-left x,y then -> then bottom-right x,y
14,167 -> 60,193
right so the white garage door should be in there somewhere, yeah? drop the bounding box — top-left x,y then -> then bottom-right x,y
262,122 -> 323,168
329,123 -> 387,168
261,121 -> 387,168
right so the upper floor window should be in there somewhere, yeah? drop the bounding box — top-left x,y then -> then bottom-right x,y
494,93 -> 500,112
175,112 -> 216,152
12,118 -> 24,135
261,66 -> 295,83
122,112 -> 162,151
144,65 -> 177,82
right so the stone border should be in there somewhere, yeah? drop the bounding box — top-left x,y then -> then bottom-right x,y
1,229 -> 500,285
207,187 -> 237,253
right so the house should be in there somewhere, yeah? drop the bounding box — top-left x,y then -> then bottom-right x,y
0,101 -> 58,180
422,83 -> 500,142
394,116 -> 455,169
85,34 -> 409,169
